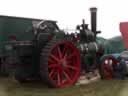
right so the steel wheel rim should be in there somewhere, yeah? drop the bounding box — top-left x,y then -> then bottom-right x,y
48,41 -> 80,87
101,56 -> 117,79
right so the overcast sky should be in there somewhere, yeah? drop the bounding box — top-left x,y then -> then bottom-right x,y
0,0 -> 128,39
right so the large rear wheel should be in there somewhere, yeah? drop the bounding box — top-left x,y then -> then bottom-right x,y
40,39 -> 80,88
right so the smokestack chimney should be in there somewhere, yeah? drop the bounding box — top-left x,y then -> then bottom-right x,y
90,7 -> 97,39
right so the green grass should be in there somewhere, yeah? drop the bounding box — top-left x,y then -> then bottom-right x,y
0,78 -> 128,96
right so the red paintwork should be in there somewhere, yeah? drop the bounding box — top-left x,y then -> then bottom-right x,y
48,41 -> 80,88
120,22 -> 128,48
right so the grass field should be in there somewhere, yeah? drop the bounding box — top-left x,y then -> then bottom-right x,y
0,77 -> 128,96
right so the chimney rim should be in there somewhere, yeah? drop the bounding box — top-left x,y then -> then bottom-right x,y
90,7 -> 97,12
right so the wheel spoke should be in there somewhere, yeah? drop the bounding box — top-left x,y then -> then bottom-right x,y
57,46 -> 62,59
62,46 -> 68,58
49,69 -> 55,78
57,71 -> 61,85
50,70 -> 58,79
50,54 -> 59,62
65,65 -> 78,71
63,70 -> 72,82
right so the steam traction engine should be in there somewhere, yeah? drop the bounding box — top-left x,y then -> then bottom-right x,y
0,7 -> 103,88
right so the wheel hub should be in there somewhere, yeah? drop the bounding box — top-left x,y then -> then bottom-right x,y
62,59 -> 67,67
57,59 -> 67,68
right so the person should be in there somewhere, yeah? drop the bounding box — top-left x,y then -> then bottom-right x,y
113,56 -> 127,80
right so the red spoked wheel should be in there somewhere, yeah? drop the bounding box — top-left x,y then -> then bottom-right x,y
101,56 -> 118,80
40,40 -> 80,88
